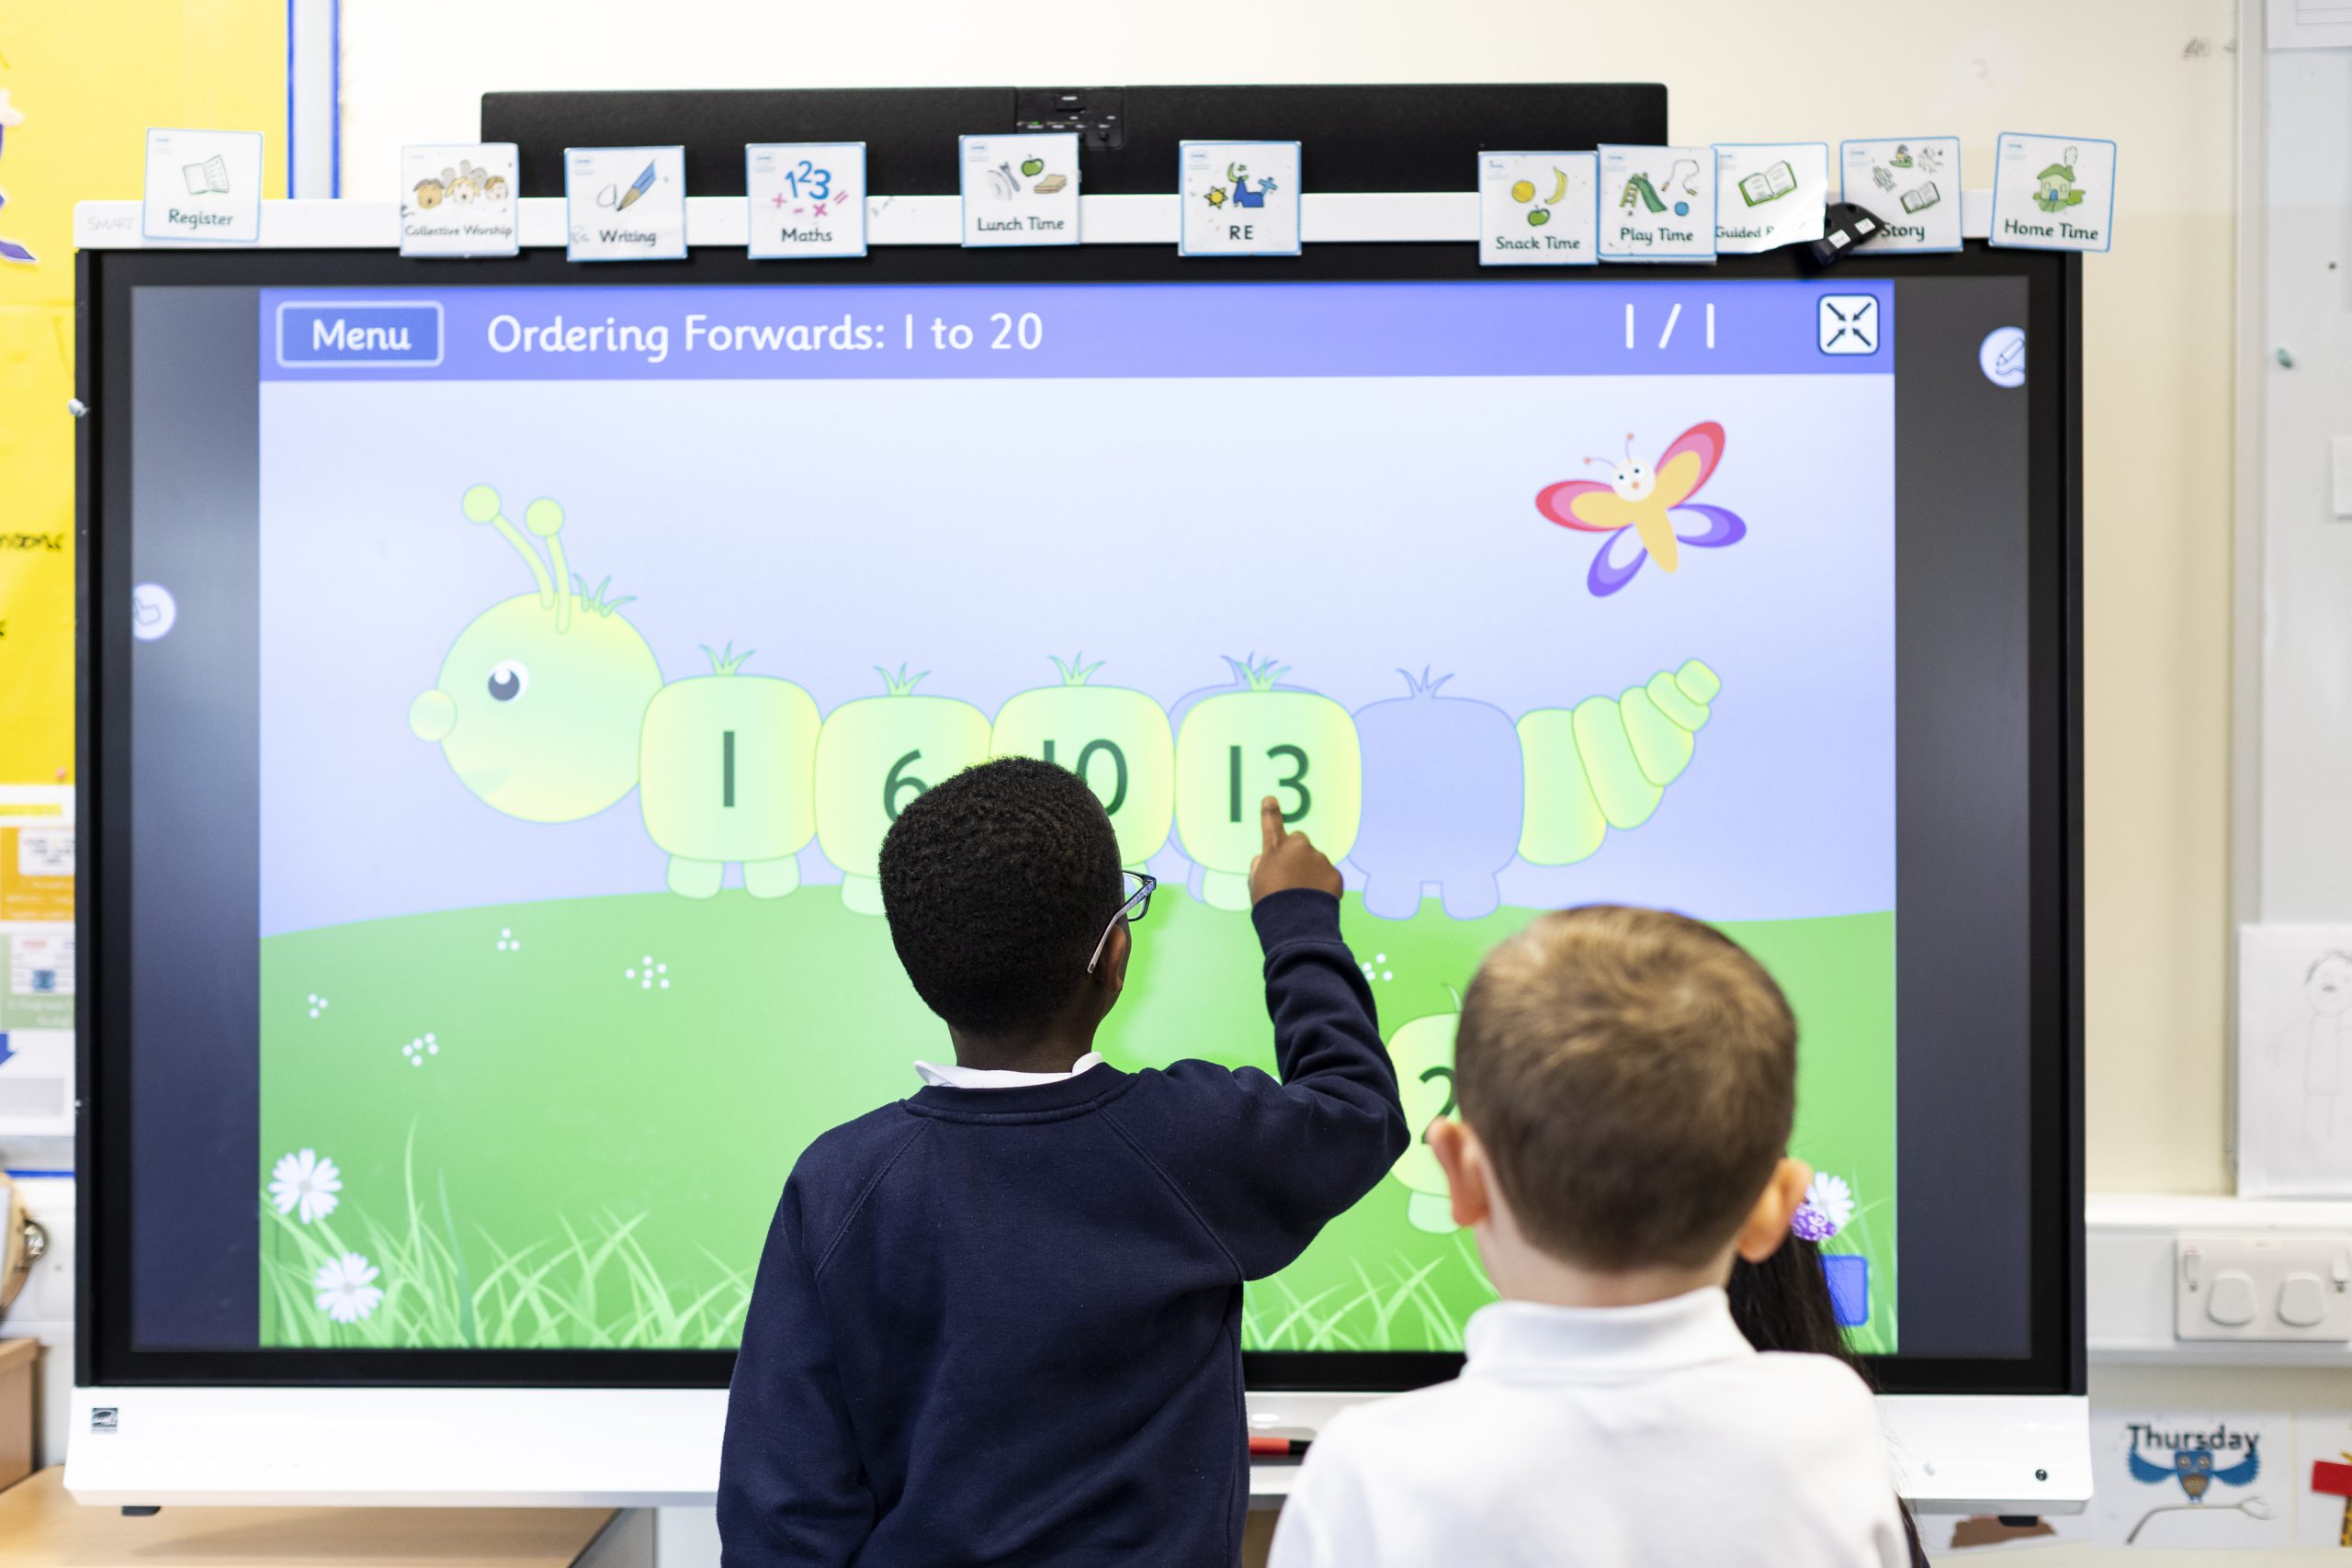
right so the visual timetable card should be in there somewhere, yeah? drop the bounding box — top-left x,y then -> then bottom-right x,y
1840,138 -> 1962,253
1476,152 -> 1597,266
1179,141 -> 1300,256
141,128 -> 263,243
960,132 -> 1080,247
565,145 -> 687,263
1991,133 -> 2116,253
1713,142 -> 1827,254
400,143 -> 518,258
746,143 -> 866,259
1598,145 -> 1716,262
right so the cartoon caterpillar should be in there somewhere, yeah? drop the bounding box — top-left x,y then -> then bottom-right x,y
410,488 -> 1719,916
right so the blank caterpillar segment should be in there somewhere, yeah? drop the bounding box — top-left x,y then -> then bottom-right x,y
1515,660 -> 1718,866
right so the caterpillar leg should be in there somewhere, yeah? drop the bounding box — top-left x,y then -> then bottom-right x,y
666,856 -> 722,900
744,856 -> 801,899
1437,873 -> 1501,921
1359,875 -> 1424,921
840,873 -> 887,916
1199,870 -> 1252,911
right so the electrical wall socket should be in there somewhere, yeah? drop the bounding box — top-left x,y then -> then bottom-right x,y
2177,1234 -> 2352,1341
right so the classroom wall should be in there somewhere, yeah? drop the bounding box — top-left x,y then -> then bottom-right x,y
338,0 -> 2245,1193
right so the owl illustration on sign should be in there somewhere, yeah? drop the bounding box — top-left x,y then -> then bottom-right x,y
1534,422 -> 1747,597
2129,1442 -> 2260,1502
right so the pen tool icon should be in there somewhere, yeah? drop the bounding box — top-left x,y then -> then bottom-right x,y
616,161 -> 656,212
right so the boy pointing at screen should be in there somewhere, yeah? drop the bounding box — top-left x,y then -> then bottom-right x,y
718,759 -> 1406,1566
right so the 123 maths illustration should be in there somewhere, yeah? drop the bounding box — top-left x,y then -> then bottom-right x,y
410,485 -> 1724,919
1534,423 -> 1749,596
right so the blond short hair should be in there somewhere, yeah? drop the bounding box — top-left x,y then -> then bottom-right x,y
1455,906 -> 1796,1269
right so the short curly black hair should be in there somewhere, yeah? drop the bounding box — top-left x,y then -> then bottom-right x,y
876,756 -> 1126,1037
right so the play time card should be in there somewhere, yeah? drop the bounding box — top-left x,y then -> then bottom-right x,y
565,145 -> 686,263
1476,152 -> 1597,266
960,133 -> 1080,247
401,143 -> 518,258
1839,138 -> 1962,254
1597,145 -> 1715,262
1179,141 -> 1300,256
141,128 -> 263,243
1990,133 -> 2116,253
746,142 -> 866,259
1713,142 -> 1827,254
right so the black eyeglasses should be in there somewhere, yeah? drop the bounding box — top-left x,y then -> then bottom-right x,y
1087,871 -> 1157,975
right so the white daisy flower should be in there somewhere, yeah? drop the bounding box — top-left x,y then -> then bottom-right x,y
1804,1172 -> 1855,1235
268,1149 -> 342,1224
312,1252 -> 383,1324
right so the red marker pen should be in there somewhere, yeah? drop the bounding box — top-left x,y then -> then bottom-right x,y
1248,1436 -> 1312,1458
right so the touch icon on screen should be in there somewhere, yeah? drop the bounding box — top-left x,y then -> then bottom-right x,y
1981,326 -> 2026,389
130,582 -> 176,641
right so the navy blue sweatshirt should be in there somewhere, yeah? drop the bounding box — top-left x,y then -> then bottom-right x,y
717,888 -> 1408,1566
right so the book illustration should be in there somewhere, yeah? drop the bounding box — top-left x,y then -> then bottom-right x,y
1737,160 -> 1798,207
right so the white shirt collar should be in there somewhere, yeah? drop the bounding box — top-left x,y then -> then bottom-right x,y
1462,1287 -> 1756,1381
913,1052 -> 1105,1090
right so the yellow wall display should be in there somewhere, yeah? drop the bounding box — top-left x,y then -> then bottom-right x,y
0,8 -> 287,786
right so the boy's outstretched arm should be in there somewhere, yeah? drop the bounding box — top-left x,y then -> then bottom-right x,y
717,1179 -> 875,1566
1112,798 -> 1408,1280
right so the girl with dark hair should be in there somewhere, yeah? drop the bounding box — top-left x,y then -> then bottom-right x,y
1729,1237 -> 1932,1568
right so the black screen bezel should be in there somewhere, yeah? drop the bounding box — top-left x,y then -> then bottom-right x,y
77,238 -> 2084,1399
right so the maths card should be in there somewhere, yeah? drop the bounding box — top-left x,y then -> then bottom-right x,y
746,143 -> 866,259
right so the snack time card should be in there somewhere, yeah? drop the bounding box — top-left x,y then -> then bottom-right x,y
746,142 -> 866,259
401,143 -> 518,257
1990,133 -> 2116,253
961,132 -> 1080,247
1477,153 -> 1597,266
1598,145 -> 1715,262
1840,139 -> 1962,253
1713,143 -> 1826,254
1180,141 -> 1300,256
141,127 -> 263,243
565,145 -> 686,263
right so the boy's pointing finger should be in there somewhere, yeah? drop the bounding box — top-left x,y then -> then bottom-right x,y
1261,795 -> 1286,853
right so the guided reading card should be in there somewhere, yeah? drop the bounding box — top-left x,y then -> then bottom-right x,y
1598,145 -> 1715,262
1713,143 -> 1826,254
1179,141 -> 1300,256
1840,138 -> 1962,253
1990,134 -> 2116,253
1477,152 -> 1597,266
564,145 -> 686,263
401,143 -> 518,257
2237,924 -> 2352,1196
141,128 -> 262,243
250,277 -> 1898,1355
746,143 -> 866,259
961,132 -> 1080,247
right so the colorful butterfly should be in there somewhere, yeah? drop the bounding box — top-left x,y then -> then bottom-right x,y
1534,422 -> 1747,597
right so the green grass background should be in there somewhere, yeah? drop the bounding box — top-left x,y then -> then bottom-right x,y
257,891 -> 1895,1354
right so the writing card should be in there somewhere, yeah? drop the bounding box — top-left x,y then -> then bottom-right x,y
1476,152 -> 1597,266
1179,141 -> 1300,256
1840,137 -> 1962,253
401,143 -> 519,257
141,128 -> 262,243
2237,924 -> 2352,1195
1989,133 -> 2116,253
1713,142 -> 1827,254
1597,145 -> 1715,262
960,133 -> 1080,247
747,143 -> 866,259
565,146 -> 686,264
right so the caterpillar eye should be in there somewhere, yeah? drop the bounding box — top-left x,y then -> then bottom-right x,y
487,660 -> 528,702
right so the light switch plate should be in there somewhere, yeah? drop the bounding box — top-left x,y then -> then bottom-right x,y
2177,1234 -> 2352,1341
